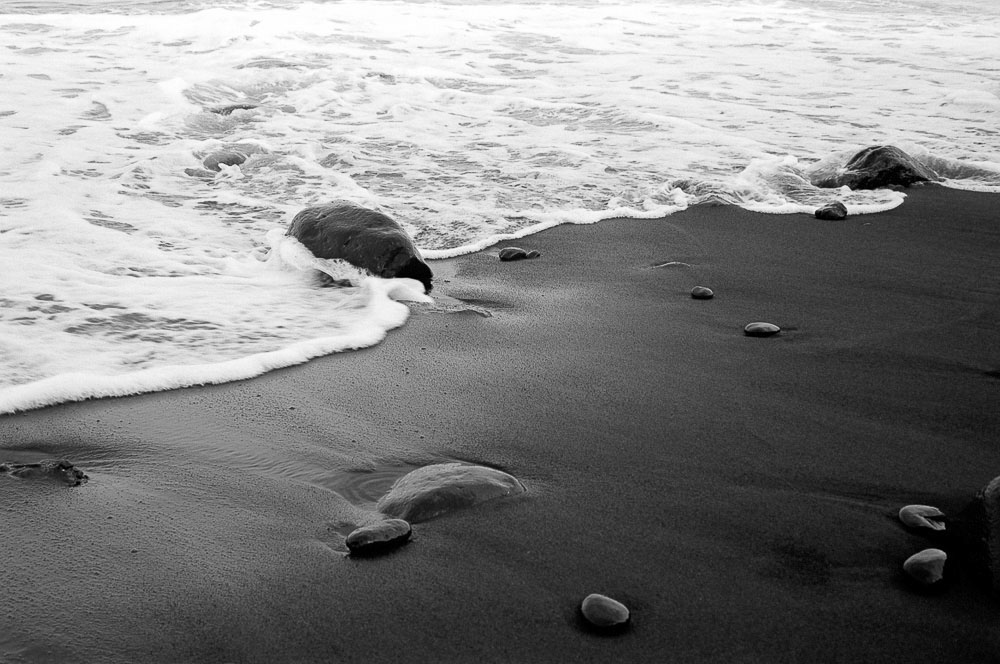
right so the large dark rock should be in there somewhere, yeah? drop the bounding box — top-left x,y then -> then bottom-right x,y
813,145 -> 939,190
286,201 -> 433,292
960,475 -> 1000,593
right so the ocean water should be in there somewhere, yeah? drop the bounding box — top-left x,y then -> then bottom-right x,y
1,0 -> 998,413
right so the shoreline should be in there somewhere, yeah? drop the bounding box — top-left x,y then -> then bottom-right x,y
2,186 -> 999,662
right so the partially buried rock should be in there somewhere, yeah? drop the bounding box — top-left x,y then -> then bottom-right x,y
211,103 -> 258,116
815,201 -> 848,221
898,505 -> 947,532
376,462 -> 525,523
203,150 -> 248,172
903,548 -> 947,586
744,322 -> 780,337
690,286 -> 714,300
0,459 -> 88,487
498,247 -> 541,262
346,519 -> 412,557
286,201 -> 433,293
580,593 -> 630,632
813,145 -> 939,190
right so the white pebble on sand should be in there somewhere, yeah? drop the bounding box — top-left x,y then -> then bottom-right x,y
903,548 -> 947,585
898,505 -> 946,531
580,593 -> 630,629
744,322 -> 781,337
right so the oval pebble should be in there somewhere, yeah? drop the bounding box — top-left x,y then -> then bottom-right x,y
376,463 -> 525,523
903,548 -> 947,586
345,519 -> 412,556
499,247 -> 539,261
580,593 -> 630,631
744,322 -> 781,337
898,505 -> 946,531
690,286 -> 714,300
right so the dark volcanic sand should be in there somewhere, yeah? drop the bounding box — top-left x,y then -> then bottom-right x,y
1,186 -> 998,663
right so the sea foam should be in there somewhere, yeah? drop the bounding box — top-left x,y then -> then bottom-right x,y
1,0 -> 998,409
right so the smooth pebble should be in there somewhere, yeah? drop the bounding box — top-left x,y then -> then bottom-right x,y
898,505 -> 946,531
744,322 -> 781,337
690,286 -> 714,300
345,519 -> 412,556
580,593 -> 630,630
498,247 -> 540,261
903,548 -> 947,586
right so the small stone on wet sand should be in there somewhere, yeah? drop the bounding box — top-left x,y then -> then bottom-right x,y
499,247 -> 540,261
580,593 -> 630,632
346,519 -> 412,557
744,322 -> 781,337
898,505 -> 946,531
690,286 -> 714,300
903,548 -> 947,586
815,201 -> 848,220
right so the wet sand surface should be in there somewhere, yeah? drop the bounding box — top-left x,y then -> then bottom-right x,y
2,186 -> 999,663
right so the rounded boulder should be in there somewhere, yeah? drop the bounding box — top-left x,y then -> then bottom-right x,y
375,462 -> 525,523
287,201 -> 433,293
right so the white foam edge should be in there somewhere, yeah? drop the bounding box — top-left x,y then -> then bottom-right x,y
0,234 -> 432,415
421,203 -> 686,260
938,179 -> 1000,193
0,277 -> 424,415
739,192 -> 907,215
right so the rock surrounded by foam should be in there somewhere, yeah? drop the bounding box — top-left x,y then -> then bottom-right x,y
346,519 -> 412,556
287,201 -> 433,293
376,463 -> 525,523
744,322 -> 781,337
211,103 -> 258,116
815,201 -> 848,220
903,548 -> 947,586
898,505 -> 947,531
580,594 -> 630,631
203,150 -> 248,172
814,145 -> 939,190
